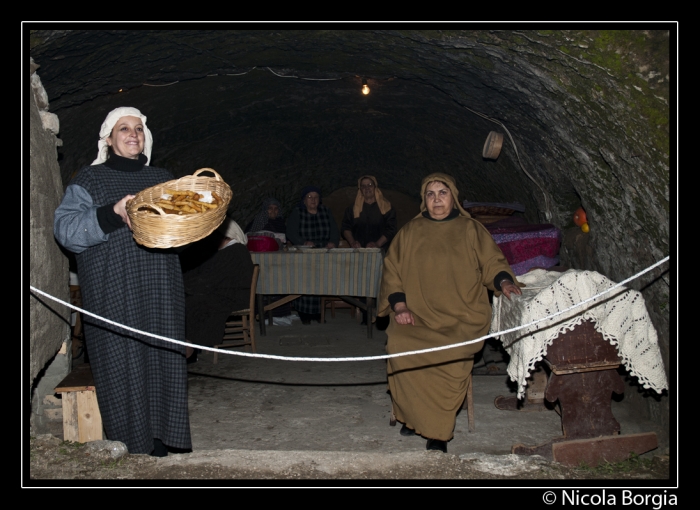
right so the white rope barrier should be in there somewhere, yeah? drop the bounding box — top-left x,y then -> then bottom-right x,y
29,256 -> 668,362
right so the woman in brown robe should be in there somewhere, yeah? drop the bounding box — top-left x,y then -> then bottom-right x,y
377,173 -> 522,453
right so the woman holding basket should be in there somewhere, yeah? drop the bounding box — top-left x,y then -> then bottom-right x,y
54,107 -> 191,457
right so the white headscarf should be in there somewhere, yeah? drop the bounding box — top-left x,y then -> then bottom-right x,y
219,218 -> 248,245
91,106 -> 154,166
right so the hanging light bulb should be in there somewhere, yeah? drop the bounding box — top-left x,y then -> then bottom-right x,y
361,78 -> 370,95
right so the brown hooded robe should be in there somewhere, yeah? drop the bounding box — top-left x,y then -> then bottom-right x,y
377,173 -> 519,441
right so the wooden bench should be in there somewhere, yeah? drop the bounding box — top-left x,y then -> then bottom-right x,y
508,321 -> 658,466
54,363 -> 103,442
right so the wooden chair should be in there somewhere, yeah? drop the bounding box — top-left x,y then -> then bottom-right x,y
213,264 -> 260,364
320,297 -> 360,324
461,372 -> 475,432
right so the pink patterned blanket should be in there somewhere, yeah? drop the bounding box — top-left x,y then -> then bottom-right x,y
484,219 -> 562,275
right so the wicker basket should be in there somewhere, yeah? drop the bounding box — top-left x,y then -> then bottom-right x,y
126,168 -> 232,249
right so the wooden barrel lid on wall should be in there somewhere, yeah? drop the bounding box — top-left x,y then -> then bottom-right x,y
482,131 -> 504,160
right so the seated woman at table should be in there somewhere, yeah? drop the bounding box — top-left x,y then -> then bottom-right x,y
286,186 -> 340,324
341,175 -> 397,250
180,218 -> 254,363
377,173 -> 522,453
342,175 -> 397,325
245,197 -> 286,237
245,197 -> 292,318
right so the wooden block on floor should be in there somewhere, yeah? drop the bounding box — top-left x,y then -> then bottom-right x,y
551,432 -> 658,467
55,364 -> 103,443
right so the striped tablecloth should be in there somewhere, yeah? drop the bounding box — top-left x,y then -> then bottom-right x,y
250,250 -> 384,297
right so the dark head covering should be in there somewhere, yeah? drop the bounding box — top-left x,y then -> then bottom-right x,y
249,197 -> 282,233
299,185 -> 322,209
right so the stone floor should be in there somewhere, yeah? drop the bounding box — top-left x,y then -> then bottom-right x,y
174,311 -> 661,458
49,308 -> 670,481
63,308 -> 665,460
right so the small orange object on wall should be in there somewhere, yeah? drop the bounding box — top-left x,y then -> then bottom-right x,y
573,207 -> 589,233
573,207 -> 587,226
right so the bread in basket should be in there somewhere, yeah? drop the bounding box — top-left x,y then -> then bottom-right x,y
126,168 -> 232,248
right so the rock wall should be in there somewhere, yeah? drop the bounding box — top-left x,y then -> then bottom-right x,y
29,57 -> 71,434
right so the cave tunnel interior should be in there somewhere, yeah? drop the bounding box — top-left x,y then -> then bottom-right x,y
28,28 -> 671,272
27,27 -> 674,450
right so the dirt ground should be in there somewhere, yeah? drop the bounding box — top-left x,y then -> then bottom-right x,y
28,433 -> 670,483
27,312 -> 673,485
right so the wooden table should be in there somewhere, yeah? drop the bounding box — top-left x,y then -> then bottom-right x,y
505,321 -> 658,466
250,248 -> 384,338
491,268 -> 667,466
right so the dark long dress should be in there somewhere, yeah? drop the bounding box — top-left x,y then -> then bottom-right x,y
54,155 -> 191,454
286,205 -> 340,315
182,240 -> 254,347
341,201 -> 397,248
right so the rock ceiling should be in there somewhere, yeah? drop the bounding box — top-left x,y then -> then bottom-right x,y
28,27 -> 672,275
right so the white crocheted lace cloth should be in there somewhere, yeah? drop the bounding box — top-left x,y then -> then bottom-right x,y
491,269 -> 668,399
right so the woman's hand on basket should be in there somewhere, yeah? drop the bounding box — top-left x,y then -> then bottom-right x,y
114,194 -> 135,230
393,302 -> 415,326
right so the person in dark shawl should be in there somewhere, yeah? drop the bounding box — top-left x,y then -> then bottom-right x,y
377,173 -> 522,453
181,219 -> 254,362
54,107 -> 192,457
244,197 -> 292,318
244,197 -> 286,235
286,186 -> 340,324
341,175 -> 397,325
341,175 -> 397,250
